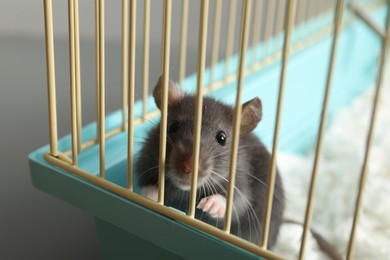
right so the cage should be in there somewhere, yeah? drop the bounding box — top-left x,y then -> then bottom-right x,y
28,0 -> 390,259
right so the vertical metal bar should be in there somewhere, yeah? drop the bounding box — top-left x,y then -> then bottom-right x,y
95,0 -> 100,144
274,0 -> 286,54
306,0 -> 313,18
320,0 -> 325,16
314,0 -> 320,17
143,0 -> 150,118
68,0 -> 78,165
209,0 -> 222,89
74,0 -> 82,152
251,0 -> 263,64
188,0 -> 209,218
275,1 -> 286,36
158,0 -> 172,204
179,0 -> 189,87
261,0 -> 296,248
298,0 -> 308,40
324,0 -> 330,12
298,1 -> 344,259
98,0 -> 105,178
263,0 -> 277,58
295,0 -> 302,26
224,0 -> 252,233
43,0 -> 59,157
224,0 -> 237,78
320,0 -> 326,16
306,0 -> 313,23
318,0 -> 327,28
346,5 -> 390,260
127,0 -> 136,191
122,0 -> 129,131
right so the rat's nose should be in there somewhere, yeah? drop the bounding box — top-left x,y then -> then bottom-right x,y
181,157 -> 193,174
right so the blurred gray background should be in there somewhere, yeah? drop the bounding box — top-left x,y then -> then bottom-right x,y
0,0 -> 248,259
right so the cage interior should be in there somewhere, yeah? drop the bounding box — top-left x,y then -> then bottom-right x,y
29,0 -> 389,259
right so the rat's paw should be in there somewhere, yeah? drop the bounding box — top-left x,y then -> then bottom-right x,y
141,185 -> 159,202
197,194 -> 226,219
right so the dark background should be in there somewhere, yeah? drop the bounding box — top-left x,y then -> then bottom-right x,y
1,35 -> 102,259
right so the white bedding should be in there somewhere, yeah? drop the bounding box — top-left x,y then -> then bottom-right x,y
274,63 -> 390,259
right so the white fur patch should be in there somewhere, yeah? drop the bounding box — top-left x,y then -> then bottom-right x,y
141,185 -> 159,202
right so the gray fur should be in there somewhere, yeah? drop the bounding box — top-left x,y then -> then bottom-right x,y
136,94 -> 285,248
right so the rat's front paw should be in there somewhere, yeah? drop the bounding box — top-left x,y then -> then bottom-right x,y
197,194 -> 226,219
141,185 -> 159,202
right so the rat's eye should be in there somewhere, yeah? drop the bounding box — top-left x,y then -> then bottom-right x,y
168,120 -> 181,133
216,131 -> 226,146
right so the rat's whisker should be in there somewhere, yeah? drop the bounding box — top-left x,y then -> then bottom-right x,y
137,165 -> 159,178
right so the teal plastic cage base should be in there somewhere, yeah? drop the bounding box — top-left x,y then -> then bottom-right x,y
29,8 -> 387,260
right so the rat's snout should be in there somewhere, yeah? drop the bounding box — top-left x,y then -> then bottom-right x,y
180,156 -> 193,174
169,138 -> 211,180
168,143 -> 212,190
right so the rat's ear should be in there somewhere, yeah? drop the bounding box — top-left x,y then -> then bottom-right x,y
153,75 -> 183,110
240,97 -> 262,134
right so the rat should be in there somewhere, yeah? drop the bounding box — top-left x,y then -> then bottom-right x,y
136,76 -> 285,249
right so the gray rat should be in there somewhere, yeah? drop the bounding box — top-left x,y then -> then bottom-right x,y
136,76 -> 285,248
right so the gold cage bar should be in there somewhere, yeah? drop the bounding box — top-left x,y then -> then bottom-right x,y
73,0 -> 82,154
224,0 -> 252,233
263,0 -> 277,60
44,0 -> 59,157
209,0 -> 222,89
121,0 -> 129,131
142,0 -> 151,119
350,1 -> 386,39
97,0 -> 105,178
298,1 -> 345,259
68,0 -> 79,165
296,0 -> 308,26
127,0 -> 137,191
95,0 -> 100,145
188,0 -> 209,217
158,0 -> 172,204
273,0 -> 286,54
346,4 -> 390,259
251,0 -> 264,64
261,0 -> 296,248
224,0 -> 237,78
179,0 -> 189,87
